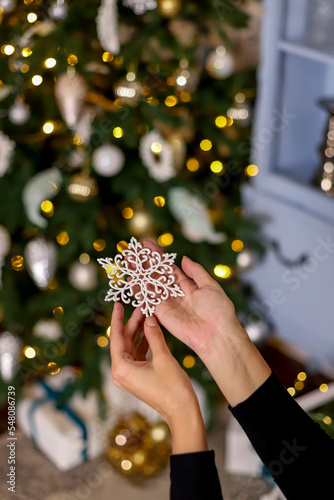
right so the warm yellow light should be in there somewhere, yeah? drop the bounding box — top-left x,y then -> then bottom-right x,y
186,158 -> 199,172
226,117 -> 234,126
122,207 -> 133,219
210,160 -> 223,173
245,164 -> 259,177
42,121 -> 55,134
21,64 -> 30,73
121,460 -> 132,471
294,381 -> 304,391
154,196 -> 166,207
97,336 -> 108,347
79,253 -> 90,264
57,231 -> 69,245
48,278 -> 58,290
41,200 -> 54,215
113,127 -> 124,138
32,75 -> 43,86
44,57 -> 56,68
323,416 -> 332,425
47,362 -> 60,375
235,92 -> 246,103
287,387 -> 296,396
67,54 -> 78,66
126,71 -> 136,82
53,306 -> 64,317
73,134 -> 83,146
297,371 -> 307,382
24,346 -> 36,359
200,139 -> 212,151
93,239 -> 106,251
183,355 -> 195,369
114,55 -> 124,66
3,45 -> 15,56
166,76 -> 175,86
27,12 -> 37,23
151,142 -> 162,154
231,239 -> 244,252
180,92 -> 191,102
22,47 -> 32,57
214,264 -> 231,279
215,116 -> 227,128
106,326 -> 111,337
158,233 -> 174,247
117,240 -> 128,252
11,255 -> 24,270
102,51 -> 113,62
165,95 -> 178,107
320,383 -> 328,393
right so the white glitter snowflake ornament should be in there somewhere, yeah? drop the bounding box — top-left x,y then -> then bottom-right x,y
97,237 -> 184,316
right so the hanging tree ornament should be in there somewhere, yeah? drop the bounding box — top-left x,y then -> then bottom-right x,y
96,0 -> 120,55
0,332 -> 21,382
168,187 -> 226,244
22,167 -> 62,228
97,237 -> 184,316
139,130 -> 175,182
92,144 -> 125,177
24,237 -> 57,290
0,225 -> 11,288
0,0 -> 16,13
206,46 -> 235,80
55,70 -> 88,130
48,0 -> 68,20
123,0 -> 157,15
8,96 -> 31,125
0,131 -> 15,177
158,0 -> 181,18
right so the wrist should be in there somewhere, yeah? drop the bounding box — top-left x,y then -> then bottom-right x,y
168,403 -> 208,455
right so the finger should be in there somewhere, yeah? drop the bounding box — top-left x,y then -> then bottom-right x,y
181,255 -> 217,288
124,306 -> 144,345
141,239 -> 197,295
110,302 -> 125,360
136,334 -> 149,361
143,316 -> 168,356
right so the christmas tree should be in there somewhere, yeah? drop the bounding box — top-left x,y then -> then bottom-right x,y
0,0 -> 263,410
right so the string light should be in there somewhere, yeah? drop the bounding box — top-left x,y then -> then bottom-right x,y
287,387 -> 296,396
93,239 -> 106,251
23,346 -> 36,359
186,158 -> 200,172
126,71 -> 136,82
113,127 -> 124,138
117,240 -> 128,252
214,264 -> 231,279
97,336 -> 108,347
297,372 -> 307,381
154,196 -> 166,207
215,116 -> 227,128
32,75 -> 43,86
47,362 -> 60,375
158,233 -> 174,246
166,76 -> 175,86
44,58 -> 57,68
245,164 -> 259,177
48,279 -> 58,290
79,253 -> 90,264
21,64 -> 29,73
183,355 -> 195,368
57,231 -> 69,245
53,306 -> 64,317
67,54 -> 78,66
210,161 -> 223,173
22,47 -> 32,57
102,51 -> 113,62
323,416 -> 332,425
151,142 -> 162,154
200,139 -> 212,151
27,12 -> 37,23
11,255 -> 24,271
42,121 -> 55,134
294,381 -> 304,391
231,239 -> 244,252
122,207 -> 133,219
41,200 -> 54,216
106,326 -> 111,337
2,45 -> 15,55
180,92 -> 191,102
320,383 -> 328,393
121,460 -> 132,471
165,95 -> 178,107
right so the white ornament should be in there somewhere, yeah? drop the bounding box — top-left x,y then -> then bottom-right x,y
0,131 -> 15,177
139,130 -> 175,182
92,144 -> 125,177
0,225 -> 11,288
24,237 -> 57,289
237,248 -> 257,270
96,0 -> 120,54
206,46 -> 235,80
123,0 -> 157,15
33,319 -> 63,341
22,167 -> 62,228
0,332 -> 21,382
69,261 -> 97,291
0,0 -> 16,13
97,237 -> 184,316
73,107 -> 95,145
55,71 -> 88,130
8,98 -> 31,125
49,0 -> 68,20
168,187 -> 226,244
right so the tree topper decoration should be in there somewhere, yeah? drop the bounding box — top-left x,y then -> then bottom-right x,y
97,237 -> 184,316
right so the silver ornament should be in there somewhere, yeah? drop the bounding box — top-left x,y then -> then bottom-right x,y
206,46 -> 235,80
55,71 -> 88,130
33,319 -> 62,341
92,144 -> 125,177
24,237 -> 57,289
68,261 -> 97,291
48,0 -> 68,20
0,332 -> 21,382
96,0 -> 120,54
8,98 -> 31,125
0,0 -> 16,13
123,0 -> 157,15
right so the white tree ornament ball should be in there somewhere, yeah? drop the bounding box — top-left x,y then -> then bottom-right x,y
206,46 -> 235,80
92,144 -> 125,177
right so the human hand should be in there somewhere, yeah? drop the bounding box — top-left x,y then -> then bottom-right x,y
110,302 -> 208,453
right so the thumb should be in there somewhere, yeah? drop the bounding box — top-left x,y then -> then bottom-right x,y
182,256 -> 216,288
144,316 -> 167,355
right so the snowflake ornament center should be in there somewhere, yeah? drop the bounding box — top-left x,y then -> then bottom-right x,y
97,237 -> 185,316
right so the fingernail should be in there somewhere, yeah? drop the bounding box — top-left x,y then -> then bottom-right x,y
183,255 -> 191,261
146,316 -> 157,327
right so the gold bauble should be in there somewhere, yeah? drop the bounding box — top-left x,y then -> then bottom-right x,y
67,173 -> 99,202
158,0 -> 181,18
127,209 -> 154,238
107,413 -> 171,483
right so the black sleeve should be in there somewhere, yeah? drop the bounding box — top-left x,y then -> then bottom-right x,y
229,372 -> 334,499
170,450 -> 223,500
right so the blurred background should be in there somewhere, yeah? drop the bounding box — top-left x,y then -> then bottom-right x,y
0,0 -> 334,499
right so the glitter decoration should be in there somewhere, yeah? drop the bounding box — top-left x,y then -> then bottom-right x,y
96,0 -> 120,54
97,237 -> 184,316
55,71 -> 88,130
24,237 -> 57,289
123,0 -> 157,15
